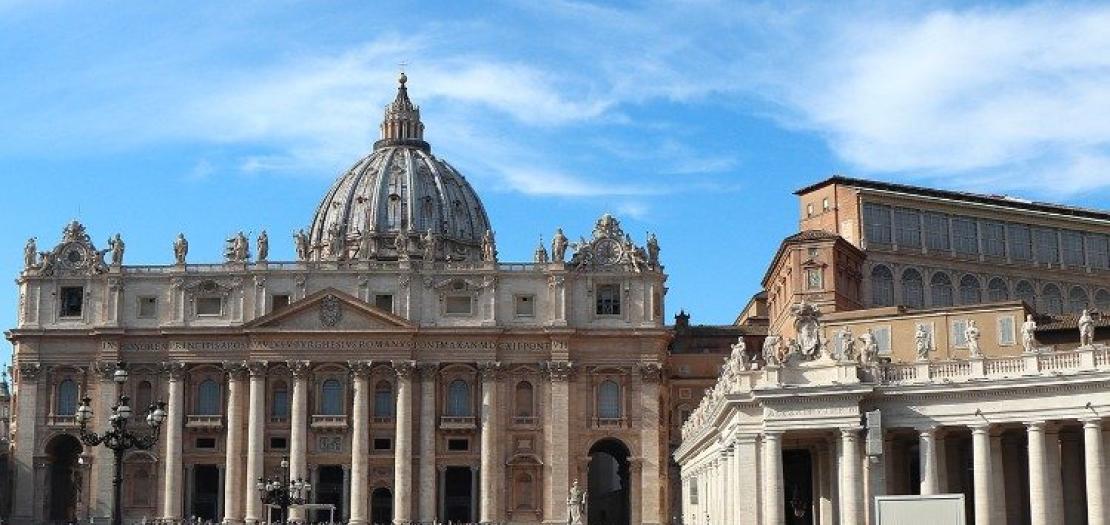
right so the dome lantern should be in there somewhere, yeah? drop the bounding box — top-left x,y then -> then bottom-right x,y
374,72 -> 429,152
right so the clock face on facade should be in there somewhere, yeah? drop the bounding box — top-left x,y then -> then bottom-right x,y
60,243 -> 88,269
593,238 -> 623,265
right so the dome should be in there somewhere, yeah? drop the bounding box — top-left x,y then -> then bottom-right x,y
306,74 -> 492,262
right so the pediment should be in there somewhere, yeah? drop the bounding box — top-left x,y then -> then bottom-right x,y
245,288 -> 413,331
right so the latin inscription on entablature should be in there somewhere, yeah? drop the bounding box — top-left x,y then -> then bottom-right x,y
115,338 -> 552,353
764,405 -> 858,419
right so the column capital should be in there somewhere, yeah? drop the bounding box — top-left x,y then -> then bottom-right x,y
92,360 -> 117,382
246,361 -> 269,377
1081,417 -> 1104,429
914,424 -> 940,436
540,360 -> 574,382
732,434 -> 759,446
839,426 -> 862,440
968,422 -> 991,434
478,361 -> 503,381
418,362 -> 440,380
348,360 -> 374,378
160,361 -> 186,380
288,360 -> 312,378
763,430 -> 784,439
1025,420 -> 1047,431
392,359 -> 417,379
638,362 -> 663,383
222,360 -> 248,379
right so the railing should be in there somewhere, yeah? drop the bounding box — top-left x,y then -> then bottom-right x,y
440,416 -> 476,429
879,364 -> 917,383
185,414 -> 223,429
596,417 -> 624,429
1096,348 -> 1110,367
269,416 -> 289,425
512,416 -> 537,426
1039,352 -> 1080,372
121,260 -> 553,275
929,361 -> 971,380
371,416 -> 396,425
310,414 -> 348,430
984,356 -> 1024,376
47,414 -> 77,427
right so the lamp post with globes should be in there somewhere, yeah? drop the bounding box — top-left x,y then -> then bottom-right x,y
257,455 -> 312,524
74,362 -> 167,525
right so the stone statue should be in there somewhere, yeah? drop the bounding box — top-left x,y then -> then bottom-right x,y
107,234 -> 125,266
23,238 -> 37,268
1022,314 -> 1038,353
858,329 -> 878,365
394,231 -> 410,261
256,230 -> 269,262
422,229 -> 437,261
965,320 -> 982,358
293,229 -> 310,261
481,229 -> 497,262
552,228 -> 568,263
730,337 -> 747,363
225,231 -> 250,262
358,229 -> 378,260
646,232 -> 660,267
762,334 -> 783,366
326,223 -> 345,260
790,302 -> 824,360
534,238 -> 549,264
1078,309 -> 1095,346
174,234 -> 189,265
837,326 -> 855,361
915,325 -> 931,360
567,478 -> 587,525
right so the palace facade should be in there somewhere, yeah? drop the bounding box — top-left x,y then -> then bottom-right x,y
6,75 -> 672,525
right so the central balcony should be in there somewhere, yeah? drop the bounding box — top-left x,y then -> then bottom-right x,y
439,416 -> 476,430
185,414 -> 223,431
311,414 -> 349,431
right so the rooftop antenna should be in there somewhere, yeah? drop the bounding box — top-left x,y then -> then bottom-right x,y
398,60 -> 408,74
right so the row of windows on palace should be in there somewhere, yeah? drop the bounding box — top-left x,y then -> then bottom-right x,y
862,203 -> 1110,269
52,283 -> 624,320
47,375 -> 627,425
868,265 -> 1110,314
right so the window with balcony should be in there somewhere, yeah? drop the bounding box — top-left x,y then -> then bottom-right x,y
597,380 -> 621,420
374,381 -> 394,419
446,380 -> 472,417
320,379 -> 343,415
56,379 -> 78,416
271,382 -> 289,420
135,380 -> 153,412
197,379 -> 221,415
514,381 -> 534,424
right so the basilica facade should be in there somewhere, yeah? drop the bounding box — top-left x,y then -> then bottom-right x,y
6,75 -> 670,525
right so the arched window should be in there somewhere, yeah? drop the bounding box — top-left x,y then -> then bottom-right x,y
597,380 -> 621,420
1015,280 -> 1036,309
515,473 -> 535,509
930,272 -> 954,307
374,381 -> 394,418
987,278 -> 1009,302
1041,284 -> 1064,315
197,379 -> 220,415
1096,289 -> 1110,311
135,381 -> 153,412
271,381 -> 289,418
320,379 -> 343,415
447,380 -> 471,417
1067,287 -> 1090,314
56,379 -> 78,416
870,266 -> 894,307
959,275 -> 982,305
901,269 -> 924,309
515,381 -> 534,418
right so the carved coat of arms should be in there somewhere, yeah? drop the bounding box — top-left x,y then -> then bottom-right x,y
319,295 -> 343,327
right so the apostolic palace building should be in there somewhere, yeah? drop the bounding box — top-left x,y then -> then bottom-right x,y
3,75 -> 1109,525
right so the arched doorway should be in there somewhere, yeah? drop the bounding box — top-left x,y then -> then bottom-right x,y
45,434 -> 83,522
370,487 -> 393,525
587,438 -> 630,525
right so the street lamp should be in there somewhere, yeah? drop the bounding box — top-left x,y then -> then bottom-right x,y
76,362 -> 167,525
257,455 -> 312,524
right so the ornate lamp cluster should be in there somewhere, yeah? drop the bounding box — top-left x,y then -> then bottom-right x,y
256,456 -> 312,523
75,362 -> 167,525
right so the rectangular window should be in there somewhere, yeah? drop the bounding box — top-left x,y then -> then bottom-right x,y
805,268 -> 823,290
894,208 -> 921,248
271,294 -> 290,313
514,295 -> 535,317
873,326 -> 892,355
1089,234 -> 1109,269
923,213 -> 950,251
137,296 -> 157,319
373,438 -> 392,451
195,297 -> 222,316
1034,228 -> 1059,264
445,295 -> 473,315
269,437 -> 288,450
447,438 -> 469,452
59,286 -> 84,317
596,284 -> 621,316
997,316 -> 1016,346
863,203 -> 892,244
1009,224 -> 1032,262
981,221 -> 1006,258
272,391 -> 289,418
952,216 -> 978,255
374,294 -> 394,312
1061,230 -> 1085,266
952,319 -> 969,348
690,483 -> 699,505
822,197 -> 830,211
195,437 -> 216,449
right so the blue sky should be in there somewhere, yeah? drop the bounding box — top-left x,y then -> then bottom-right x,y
3,1 -> 1110,363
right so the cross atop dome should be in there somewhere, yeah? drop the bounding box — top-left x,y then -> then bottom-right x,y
375,71 -> 428,152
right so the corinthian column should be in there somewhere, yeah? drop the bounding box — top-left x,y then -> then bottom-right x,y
159,362 -> 185,523
244,362 -> 268,524
222,362 -> 247,524
418,364 -> 439,523
971,424 -> 993,525
348,361 -> 373,524
393,360 -> 416,525
640,363 -> 664,525
1084,419 -> 1106,525
763,431 -> 784,525
918,426 -> 940,495
542,360 -> 573,523
1027,421 -> 1048,525
839,427 -> 862,525
288,360 -> 312,524
479,361 -> 502,524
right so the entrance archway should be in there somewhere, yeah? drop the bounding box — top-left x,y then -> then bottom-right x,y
370,487 -> 393,525
587,438 -> 630,525
45,434 -> 83,522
